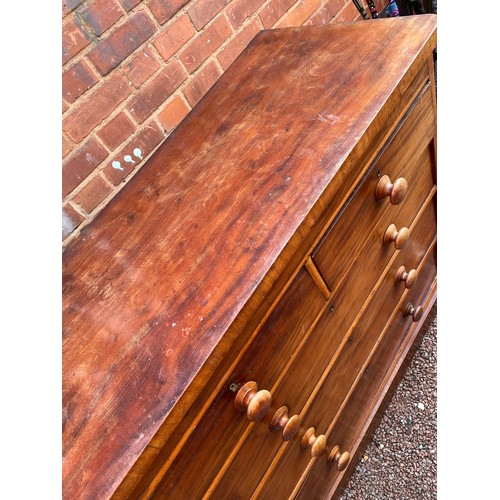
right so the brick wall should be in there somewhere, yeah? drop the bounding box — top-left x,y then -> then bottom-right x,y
62,0 -> 386,249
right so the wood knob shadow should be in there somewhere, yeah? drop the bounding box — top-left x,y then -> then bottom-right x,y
375,175 -> 408,205
327,444 -> 350,471
270,406 -> 301,441
403,302 -> 424,322
395,265 -> 418,289
301,427 -> 326,457
234,381 -> 272,422
383,224 -> 410,250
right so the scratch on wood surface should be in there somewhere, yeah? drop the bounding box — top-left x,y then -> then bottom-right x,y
317,113 -> 340,125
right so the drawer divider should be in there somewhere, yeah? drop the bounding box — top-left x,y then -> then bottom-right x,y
304,256 -> 331,300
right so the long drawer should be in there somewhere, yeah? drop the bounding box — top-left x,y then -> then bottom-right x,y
201,187 -> 432,498
313,81 -> 436,293
205,181 -> 435,498
296,242 -> 437,499
252,193 -> 436,499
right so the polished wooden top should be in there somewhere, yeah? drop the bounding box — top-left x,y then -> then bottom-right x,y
62,15 -> 437,499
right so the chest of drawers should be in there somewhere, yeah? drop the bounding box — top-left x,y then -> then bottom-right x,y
62,14 -> 437,499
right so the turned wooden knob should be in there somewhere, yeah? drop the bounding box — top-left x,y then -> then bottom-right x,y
403,302 -> 424,322
301,427 -> 326,457
234,381 -> 272,422
395,265 -> 418,289
375,175 -> 408,205
383,224 -> 410,249
327,445 -> 350,471
270,406 -> 301,441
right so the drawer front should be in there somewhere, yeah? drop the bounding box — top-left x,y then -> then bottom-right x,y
313,82 -> 435,293
151,267 -> 326,498
203,175 -> 436,498
252,194 -> 436,500
297,242 -> 437,499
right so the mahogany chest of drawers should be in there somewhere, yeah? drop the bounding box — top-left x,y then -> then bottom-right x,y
63,15 -> 437,499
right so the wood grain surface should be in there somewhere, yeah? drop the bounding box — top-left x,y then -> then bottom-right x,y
62,15 -> 437,499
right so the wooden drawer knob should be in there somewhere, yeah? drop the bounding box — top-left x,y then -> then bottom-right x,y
375,175 -> 408,205
395,265 -> 418,289
234,381 -> 272,422
403,302 -> 424,322
270,406 -> 301,441
383,224 -> 410,249
327,445 -> 350,471
301,427 -> 326,457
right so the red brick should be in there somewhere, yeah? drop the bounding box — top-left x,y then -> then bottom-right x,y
63,204 -> 85,240
158,95 -> 191,131
87,11 -> 156,75
63,138 -> 109,197
73,175 -> 113,213
63,134 -> 73,158
179,16 -> 232,73
62,59 -> 99,103
80,0 -> 124,36
127,61 -> 186,123
97,112 -> 135,150
147,0 -> 189,24
62,15 -> 92,65
153,14 -> 196,62
63,0 -> 84,17
217,19 -> 261,71
121,0 -> 142,10
63,72 -> 132,143
276,0 -> 323,27
332,1 -> 360,23
306,0 -> 344,25
103,122 -> 164,184
187,0 -> 230,30
227,0 -> 265,29
259,0 -> 295,29
183,59 -> 221,107
122,47 -> 160,88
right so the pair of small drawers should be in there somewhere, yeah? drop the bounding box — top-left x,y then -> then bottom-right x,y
150,79 -> 436,498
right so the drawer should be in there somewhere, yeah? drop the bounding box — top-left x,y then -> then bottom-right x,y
313,82 -> 436,293
203,181 -> 438,497
151,266 -> 326,498
252,193 -> 436,499
296,242 -> 437,499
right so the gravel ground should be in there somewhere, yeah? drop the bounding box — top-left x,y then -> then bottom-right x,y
339,314 -> 437,499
